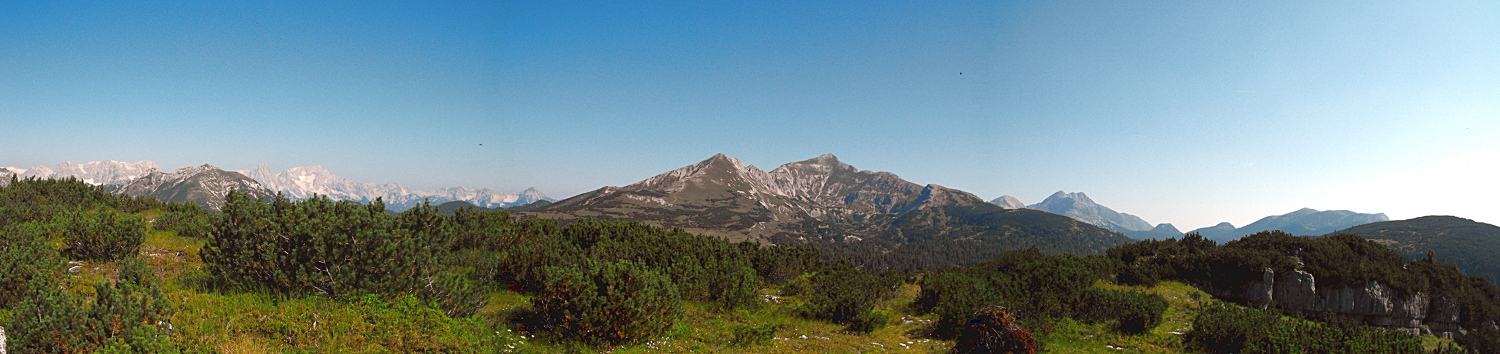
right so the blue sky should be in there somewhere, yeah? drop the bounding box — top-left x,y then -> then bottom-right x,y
2,1 -> 1497,230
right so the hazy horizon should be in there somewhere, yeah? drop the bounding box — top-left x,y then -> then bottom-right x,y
3,1 -> 1496,231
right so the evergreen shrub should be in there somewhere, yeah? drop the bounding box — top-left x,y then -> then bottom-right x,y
10,256 -> 177,353
730,323 -> 781,346
0,222 -> 64,308
1076,288 -> 1168,334
153,202 -> 214,238
1187,301 -> 1423,354
801,259 -> 902,332
531,260 -> 682,345
62,208 -> 146,261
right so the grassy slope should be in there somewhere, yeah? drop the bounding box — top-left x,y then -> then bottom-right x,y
1040,281 -> 1205,353
93,209 -> 1458,353
133,225 -> 955,352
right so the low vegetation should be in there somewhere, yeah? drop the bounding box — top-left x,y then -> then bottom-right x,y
0,177 -> 1490,352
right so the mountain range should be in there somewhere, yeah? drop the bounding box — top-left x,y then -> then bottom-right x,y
0,160 -> 269,209
985,192 -> 1389,242
1,160 -> 551,211
1,160 -> 160,186
522,153 -> 1134,270
1189,208 -> 1390,243
238,164 -> 552,211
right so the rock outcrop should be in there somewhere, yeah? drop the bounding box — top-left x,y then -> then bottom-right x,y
1203,268 -> 1462,338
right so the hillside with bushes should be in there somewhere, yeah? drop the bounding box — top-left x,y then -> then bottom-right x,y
0,177 -> 1488,352
1335,216 -> 1500,285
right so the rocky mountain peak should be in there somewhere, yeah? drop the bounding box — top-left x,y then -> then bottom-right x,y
246,163 -> 275,178
19,165 -> 50,178
989,195 -> 1026,209
773,153 -> 855,174
1028,190 -> 1154,233
116,163 -> 273,210
1151,223 -> 1181,233
628,153 -> 771,194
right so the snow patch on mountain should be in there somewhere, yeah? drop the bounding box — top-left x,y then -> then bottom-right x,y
2,160 -> 159,186
240,164 -> 552,211
115,164 -> 275,210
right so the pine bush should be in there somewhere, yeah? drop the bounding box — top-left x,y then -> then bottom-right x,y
62,208 -> 146,261
1077,288 -> 1168,334
802,259 -> 902,332
531,260 -> 682,345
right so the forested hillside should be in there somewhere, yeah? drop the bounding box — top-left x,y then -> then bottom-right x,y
1336,216 -> 1500,286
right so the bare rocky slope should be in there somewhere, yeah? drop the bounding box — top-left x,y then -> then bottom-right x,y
526,153 -> 1133,270
111,164 -> 275,210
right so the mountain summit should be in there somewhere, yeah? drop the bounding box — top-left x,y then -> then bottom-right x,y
1022,191 -> 1164,238
988,195 -> 1026,209
530,153 -> 1132,270
114,164 -> 274,210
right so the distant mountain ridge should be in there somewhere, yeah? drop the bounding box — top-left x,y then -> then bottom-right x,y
527,153 -> 1134,270
991,191 -> 1179,240
1190,208 -> 1389,242
1,160 -> 159,186
3,159 -> 550,212
239,164 -> 553,211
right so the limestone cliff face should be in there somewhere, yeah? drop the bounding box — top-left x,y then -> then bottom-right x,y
1203,268 -> 1462,338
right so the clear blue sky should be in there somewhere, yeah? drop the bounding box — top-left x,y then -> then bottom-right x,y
2,1 -> 1497,230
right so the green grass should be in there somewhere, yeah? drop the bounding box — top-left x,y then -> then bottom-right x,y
1038,281 -> 1207,353
1421,332 -> 1460,352
100,209 -> 1468,353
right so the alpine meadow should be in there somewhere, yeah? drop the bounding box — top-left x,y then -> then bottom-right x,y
3,1 -> 1499,353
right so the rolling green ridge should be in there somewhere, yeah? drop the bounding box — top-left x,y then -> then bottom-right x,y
1336,216 -> 1500,285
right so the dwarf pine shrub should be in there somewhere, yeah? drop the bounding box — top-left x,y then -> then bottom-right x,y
531,259 -> 682,345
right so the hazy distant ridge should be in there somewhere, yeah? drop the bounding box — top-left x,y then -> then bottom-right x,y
240,164 -> 552,211
1191,208 -> 1389,242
